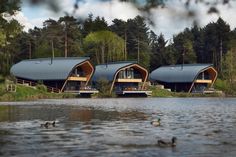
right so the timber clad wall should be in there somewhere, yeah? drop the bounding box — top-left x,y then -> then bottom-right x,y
11,58 -> 217,95
92,62 -> 150,95
10,57 -> 95,94
150,64 -> 218,93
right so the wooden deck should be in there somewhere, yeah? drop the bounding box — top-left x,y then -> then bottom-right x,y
116,78 -> 142,83
195,79 -> 212,83
67,76 -> 87,81
116,90 -> 152,96
64,90 -> 99,94
16,79 -> 60,93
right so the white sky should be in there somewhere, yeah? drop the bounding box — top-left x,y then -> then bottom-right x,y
12,0 -> 236,40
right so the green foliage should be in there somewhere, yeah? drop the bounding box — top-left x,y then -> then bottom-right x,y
214,79 -> 229,91
84,30 -> 125,64
0,0 -> 21,14
127,16 -> 150,68
173,29 -> 197,64
150,32 -> 168,71
110,16 -> 151,68
82,15 -> 109,37
36,84 -> 47,92
0,28 -> 6,46
0,75 -> 4,83
96,78 -> 115,98
0,83 -> 76,101
0,16 -> 23,75
149,86 -> 173,97
214,79 -> 236,96
222,40 -> 236,81
202,17 -> 230,72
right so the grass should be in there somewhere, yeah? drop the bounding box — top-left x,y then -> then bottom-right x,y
214,79 -> 236,96
0,83 -> 75,101
149,86 -> 223,97
0,77 -> 228,102
149,86 -> 173,97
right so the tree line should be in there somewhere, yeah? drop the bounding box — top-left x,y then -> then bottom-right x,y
1,1 -> 236,85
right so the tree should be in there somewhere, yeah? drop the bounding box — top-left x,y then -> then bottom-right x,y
164,45 -> 177,65
126,16 -> 150,68
110,19 -> 128,60
0,19 -> 23,75
216,17 -> 231,73
41,19 -> 63,58
84,31 -> 125,64
59,16 -> 83,57
0,0 -> 22,75
82,15 -> 109,37
222,39 -> 236,83
191,23 -> 204,63
203,18 -> 230,73
173,28 -> 196,64
149,32 -> 167,71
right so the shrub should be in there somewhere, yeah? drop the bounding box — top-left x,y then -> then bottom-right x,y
96,78 -> 114,98
36,84 -> 47,92
149,86 -> 173,97
214,79 -> 228,91
0,75 -> 4,83
214,78 -> 236,96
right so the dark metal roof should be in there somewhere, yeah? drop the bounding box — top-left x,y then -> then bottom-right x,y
10,57 -> 89,80
150,64 -> 214,83
92,62 -> 137,82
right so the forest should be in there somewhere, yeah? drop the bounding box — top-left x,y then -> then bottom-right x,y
1,0 -> 236,94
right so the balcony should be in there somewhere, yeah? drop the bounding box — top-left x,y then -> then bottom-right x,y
194,79 -> 212,83
67,76 -> 87,81
64,86 -> 98,94
115,86 -> 152,96
116,78 -> 142,83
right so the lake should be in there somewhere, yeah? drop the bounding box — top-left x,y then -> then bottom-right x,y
0,98 -> 236,157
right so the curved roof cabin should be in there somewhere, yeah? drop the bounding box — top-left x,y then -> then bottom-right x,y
150,64 -> 217,93
10,57 -> 97,95
92,62 -> 151,96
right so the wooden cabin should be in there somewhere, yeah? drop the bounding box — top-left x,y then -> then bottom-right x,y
10,57 -> 98,95
150,64 -> 218,93
92,62 -> 151,96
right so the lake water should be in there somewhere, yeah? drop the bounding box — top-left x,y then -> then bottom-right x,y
0,98 -> 236,157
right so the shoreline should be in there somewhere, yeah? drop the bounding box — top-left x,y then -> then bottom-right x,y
1,97 -> 236,104
0,82 -> 232,102
1,94 -> 234,103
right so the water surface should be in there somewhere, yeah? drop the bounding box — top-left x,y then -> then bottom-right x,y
0,98 -> 236,157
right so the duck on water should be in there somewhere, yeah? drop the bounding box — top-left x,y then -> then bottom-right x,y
40,121 -> 56,128
151,118 -> 161,127
157,137 -> 177,147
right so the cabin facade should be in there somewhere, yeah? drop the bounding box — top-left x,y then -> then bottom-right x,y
10,57 -> 98,95
92,62 -> 151,96
150,64 -> 218,93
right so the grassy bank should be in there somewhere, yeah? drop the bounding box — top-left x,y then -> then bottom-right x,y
149,86 -> 224,97
0,83 -> 225,101
0,74 -> 230,102
0,83 -> 75,102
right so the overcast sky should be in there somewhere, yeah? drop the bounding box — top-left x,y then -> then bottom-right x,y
13,0 -> 236,39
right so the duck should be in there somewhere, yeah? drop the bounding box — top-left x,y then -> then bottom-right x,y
151,118 -> 161,127
157,137 -> 177,147
40,121 -> 56,128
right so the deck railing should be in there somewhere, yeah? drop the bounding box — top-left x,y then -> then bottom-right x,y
17,79 -> 37,86
117,86 -> 148,91
16,79 -> 60,93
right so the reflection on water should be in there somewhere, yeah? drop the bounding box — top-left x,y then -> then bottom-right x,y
0,98 -> 236,157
